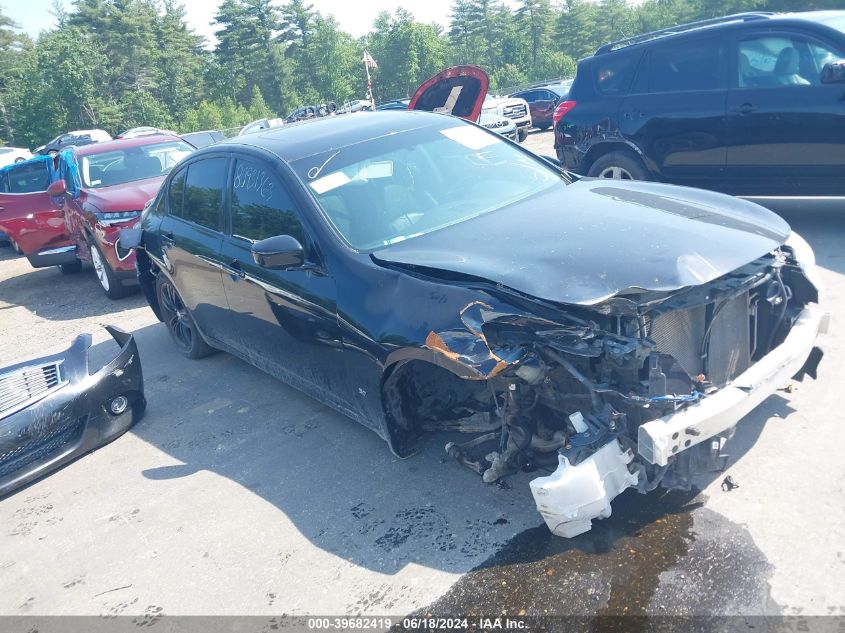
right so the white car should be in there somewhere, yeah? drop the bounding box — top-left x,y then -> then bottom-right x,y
483,94 -> 532,142
478,110 -> 518,142
0,147 -> 33,167
239,118 -> 285,136
118,126 -> 176,139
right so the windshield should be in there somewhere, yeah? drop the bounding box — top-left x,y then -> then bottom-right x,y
290,121 -> 563,251
79,140 -> 193,188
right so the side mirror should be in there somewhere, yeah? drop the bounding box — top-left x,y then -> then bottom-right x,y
251,234 -> 304,270
47,179 -> 67,197
821,59 -> 845,84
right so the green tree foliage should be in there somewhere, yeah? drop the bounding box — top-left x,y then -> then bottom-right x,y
368,9 -> 447,99
0,0 -> 838,146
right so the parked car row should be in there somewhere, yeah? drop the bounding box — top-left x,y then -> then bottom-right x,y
0,135 -> 195,297
509,80 -> 573,130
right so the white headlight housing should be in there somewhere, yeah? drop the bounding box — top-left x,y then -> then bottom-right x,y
785,231 -> 824,299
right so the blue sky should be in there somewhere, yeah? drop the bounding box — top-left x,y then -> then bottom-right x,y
3,0 -> 498,43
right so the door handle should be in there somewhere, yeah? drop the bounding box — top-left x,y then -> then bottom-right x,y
732,103 -> 757,115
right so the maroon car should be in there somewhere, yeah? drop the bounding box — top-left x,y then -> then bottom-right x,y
509,81 -> 572,130
51,136 -> 194,298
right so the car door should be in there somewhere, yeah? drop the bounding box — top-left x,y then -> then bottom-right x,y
0,158 -> 72,257
532,90 -> 559,128
216,155 -> 350,411
157,156 -> 231,342
55,153 -> 90,257
618,33 -> 729,189
725,30 -> 845,196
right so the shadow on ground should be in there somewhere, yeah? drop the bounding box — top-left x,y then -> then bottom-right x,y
0,253 -> 145,320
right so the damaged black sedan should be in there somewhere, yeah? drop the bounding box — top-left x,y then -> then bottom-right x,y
130,98 -> 827,537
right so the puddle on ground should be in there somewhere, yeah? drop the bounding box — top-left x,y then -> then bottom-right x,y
409,488 -> 777,621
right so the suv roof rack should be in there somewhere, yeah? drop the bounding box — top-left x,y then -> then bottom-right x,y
595,12 -> 773,55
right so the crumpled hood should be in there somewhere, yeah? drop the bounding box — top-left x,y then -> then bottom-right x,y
84,177 -> 163,212
372,179 -> 791,305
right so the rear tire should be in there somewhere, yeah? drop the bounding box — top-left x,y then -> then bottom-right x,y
587,150 -> 651,181
59,260 -> 83,274
155,274 -> 215,360
537,123 -> 551,131
89,241 -> 130,299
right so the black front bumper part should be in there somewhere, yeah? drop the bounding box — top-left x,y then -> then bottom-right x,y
0,326 -> 146,496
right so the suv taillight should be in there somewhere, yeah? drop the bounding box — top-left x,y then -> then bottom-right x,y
553,100 -> 577,126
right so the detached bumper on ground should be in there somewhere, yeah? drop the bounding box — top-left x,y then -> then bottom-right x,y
0,326 -> 145,496
531,305 -> 829,538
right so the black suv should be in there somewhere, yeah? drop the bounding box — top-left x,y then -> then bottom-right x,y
555,11 -> 845,198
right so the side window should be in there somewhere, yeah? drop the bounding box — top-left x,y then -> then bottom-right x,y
231,159 -> 306,244
648,37 -> 724,92
595,53 -> 638,95
0,172 -> 8,193
738,34 -> 843,88
6,162 -> 50,193
181,158 -> 227,230
519,90 -> 538,103
168,167 -> 187,217
59,158 -> 78,195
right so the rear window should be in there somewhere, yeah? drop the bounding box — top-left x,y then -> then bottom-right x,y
594,53 -> 639,95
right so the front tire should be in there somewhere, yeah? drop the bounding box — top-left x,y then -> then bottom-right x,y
517,128 -> 528,143
89,241 -> 130,299
587,150 -> 651,181
155,274 -> 215,359
9,239 -> 22,254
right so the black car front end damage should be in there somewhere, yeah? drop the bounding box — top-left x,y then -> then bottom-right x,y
385,242 -> 827,537
0,326 -> 145,496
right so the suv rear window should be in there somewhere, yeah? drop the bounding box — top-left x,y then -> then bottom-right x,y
594,53 -> 638,95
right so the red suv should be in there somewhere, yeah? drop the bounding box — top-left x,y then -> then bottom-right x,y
52,136 -> 194,298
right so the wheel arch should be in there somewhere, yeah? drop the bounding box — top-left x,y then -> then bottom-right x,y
379,348 -> 494,458
581,140 -> 652,176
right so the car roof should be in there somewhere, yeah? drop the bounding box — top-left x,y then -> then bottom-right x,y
213,111 -> 454,162
594,10 -> 845,56
70,135 -> 189,157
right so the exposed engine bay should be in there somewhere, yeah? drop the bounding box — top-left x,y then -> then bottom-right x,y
384,241 -> 828,537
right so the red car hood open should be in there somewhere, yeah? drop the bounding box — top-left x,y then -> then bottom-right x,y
409,65 -> 489,122
83,177 -> 163,212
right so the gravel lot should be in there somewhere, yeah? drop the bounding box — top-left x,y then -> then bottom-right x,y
1,130 -> 844,618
